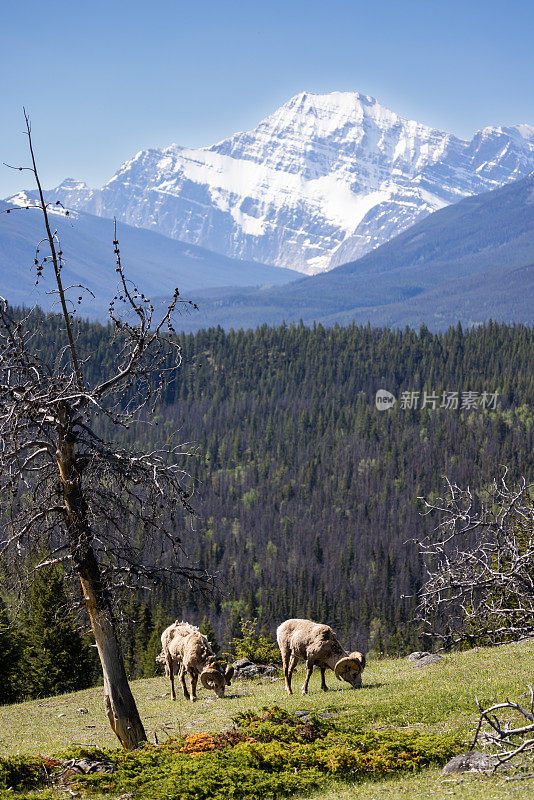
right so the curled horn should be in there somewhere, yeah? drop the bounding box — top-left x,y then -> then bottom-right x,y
334,652 -> 366,680
200,667 -> 226,691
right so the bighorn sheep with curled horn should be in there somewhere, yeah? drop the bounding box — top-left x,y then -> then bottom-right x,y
157,621 -> 234,702
276,618 -> 365,695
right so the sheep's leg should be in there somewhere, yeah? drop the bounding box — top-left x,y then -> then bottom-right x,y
167,653 -> 177,701
179,665 -> 190,701
320,667 -> 328,692
302,660 -> 314,694
190,670 -> 198,702
282,648 -> 293,695
287,654 -> 298,694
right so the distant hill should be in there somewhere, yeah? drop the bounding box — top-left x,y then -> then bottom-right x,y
0,201 -> 298,316
178,173 -> 534,331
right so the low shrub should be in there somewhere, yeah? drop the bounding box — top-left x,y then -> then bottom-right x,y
0,755 -> 45,792
74,707 -> 463,799
180,730 -> 253,753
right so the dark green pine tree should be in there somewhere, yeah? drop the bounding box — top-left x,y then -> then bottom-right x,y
21,567 -> 98,698
199,616 -> 220,654
0,598 -> 22,704
132,603 -> 154,677
138,604 -> 172,678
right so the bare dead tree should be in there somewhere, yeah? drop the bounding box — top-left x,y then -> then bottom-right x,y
471,685 -> 534,771
0,112 -> 207,748
416,473 -> 534,646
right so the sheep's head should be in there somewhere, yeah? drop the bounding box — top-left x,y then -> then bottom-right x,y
334,652 -> 365,688
200,663 -> 234,698
155,651 -> 170,677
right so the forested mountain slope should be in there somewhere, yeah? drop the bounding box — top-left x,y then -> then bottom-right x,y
179,174 -> 534,331
0,200 -> 297,316
21,314 -> 534,654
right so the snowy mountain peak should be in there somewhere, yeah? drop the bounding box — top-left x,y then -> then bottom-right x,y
5,190 -> 35,207
56,178 -> 89,192
22,90 -> 534,275
256,89 -> 406,142
513,123 -> 534,141
5,190 -> 79,219
285,90 -> 386,115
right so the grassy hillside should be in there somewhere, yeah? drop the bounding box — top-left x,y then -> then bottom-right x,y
1,640 -> 533,798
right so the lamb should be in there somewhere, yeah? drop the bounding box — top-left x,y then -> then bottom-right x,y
157,621 -> 234,702
276,618 -> 365,695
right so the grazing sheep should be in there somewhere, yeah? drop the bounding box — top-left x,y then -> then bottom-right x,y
276,618 -> 365,695
157,621 -> 234,702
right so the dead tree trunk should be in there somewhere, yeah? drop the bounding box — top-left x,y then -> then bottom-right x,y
0,113 -> 205,750
57,411 -> 146,749
78,551 -> 146,749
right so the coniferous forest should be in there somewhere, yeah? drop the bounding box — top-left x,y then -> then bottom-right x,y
2,315 -> 534,692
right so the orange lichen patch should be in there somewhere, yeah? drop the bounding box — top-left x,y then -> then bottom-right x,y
40,756 -> 61,770
180,733 -> 218,754
180,730 -> 252,754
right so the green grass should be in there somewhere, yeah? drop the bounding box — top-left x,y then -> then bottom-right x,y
302,768 -> 534,800
0,639 -> 533,798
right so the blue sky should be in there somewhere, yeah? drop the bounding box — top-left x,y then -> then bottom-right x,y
1,0 -> 533,195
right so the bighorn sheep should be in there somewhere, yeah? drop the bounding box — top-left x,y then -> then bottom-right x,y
276,618 -> 365,695
157,621 -> 234,702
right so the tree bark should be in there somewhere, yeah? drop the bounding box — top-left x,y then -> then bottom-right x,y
78,550 -> 147,749
57,416 -> 147,749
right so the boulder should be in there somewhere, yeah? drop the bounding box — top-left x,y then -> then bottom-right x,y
56,757 -> 115,783
414,654 -> 445,667
231,660 -> 279,680
232,658 -> 254,670
407,651 -> 430,662
408,651 -> 445,667
441,751 -> 499,776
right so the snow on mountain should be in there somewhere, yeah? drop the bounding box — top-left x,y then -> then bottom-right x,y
7,189 -> 80,218
18,91 -> 534,274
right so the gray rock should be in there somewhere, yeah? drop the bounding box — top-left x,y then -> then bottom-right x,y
59,757 -> 115,775
293,710 -> 312,719
413,654 -> 445,667
232,662 -> 279,680
407,651 -> 430,662
441,751 -> 499,776
237,665 -> 262,678
232,658 -> 254,670
293,710 -> 339,722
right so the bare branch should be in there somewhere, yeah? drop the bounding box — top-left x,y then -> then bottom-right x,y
22,109 -> 84,391
416,475 -> 534,645
0,115 -> 206,749
471,687 -> 534,770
